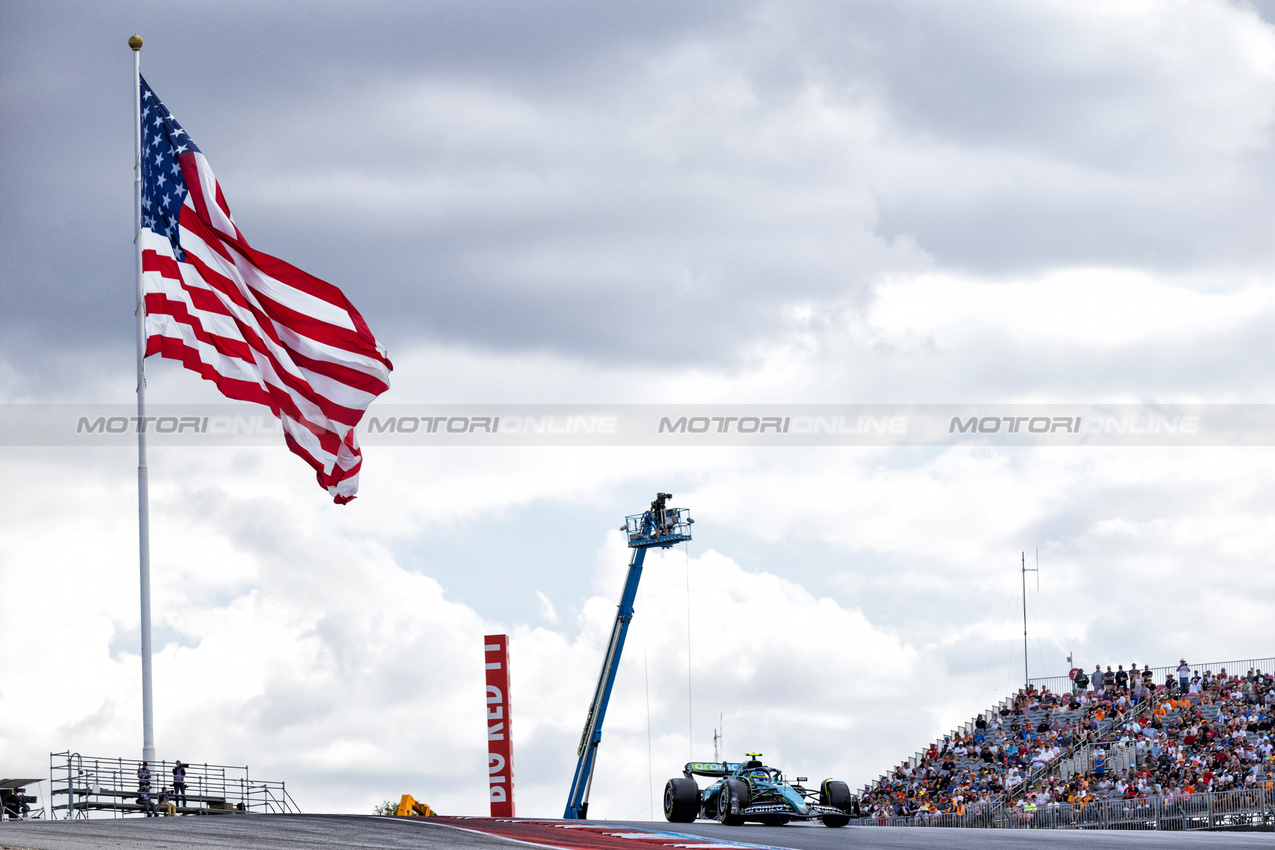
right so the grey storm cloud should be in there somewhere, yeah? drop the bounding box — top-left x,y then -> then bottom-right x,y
6,0 -> 1275,397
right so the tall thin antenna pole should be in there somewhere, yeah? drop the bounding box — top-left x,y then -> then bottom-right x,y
130,33 -> 156,765
1021,552 -> 1028,688
1021,551 -> 1039,689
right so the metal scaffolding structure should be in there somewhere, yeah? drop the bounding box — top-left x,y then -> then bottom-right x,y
49,752 -> 298,819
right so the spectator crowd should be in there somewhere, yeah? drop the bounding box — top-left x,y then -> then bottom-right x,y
858,661 -> 1275,820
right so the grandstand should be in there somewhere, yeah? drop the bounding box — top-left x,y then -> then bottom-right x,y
859,656 -> 1275,830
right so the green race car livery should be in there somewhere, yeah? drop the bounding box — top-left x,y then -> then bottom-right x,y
663,754 -> 858,827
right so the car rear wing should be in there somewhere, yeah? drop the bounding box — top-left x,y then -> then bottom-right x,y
683,761 -> 742,778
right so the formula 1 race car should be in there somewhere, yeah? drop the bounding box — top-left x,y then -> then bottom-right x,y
663,754 -> 859,827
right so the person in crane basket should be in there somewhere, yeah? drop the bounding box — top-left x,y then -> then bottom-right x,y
643,493 -> 673,537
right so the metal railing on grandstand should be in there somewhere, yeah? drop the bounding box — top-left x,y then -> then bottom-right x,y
49,752 -> 298,818
1057,741 -> 1136,781
977,678 -> 1245,811
1028,656 -> 1275,697
885,688 -> 1080,782
857,785 -> 1275,831
1020,686 -> 1159,793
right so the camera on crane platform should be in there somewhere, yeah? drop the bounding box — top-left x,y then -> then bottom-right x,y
622,492 -> 693,546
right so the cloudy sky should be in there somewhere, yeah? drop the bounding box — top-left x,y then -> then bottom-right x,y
5,0 -> 1275,821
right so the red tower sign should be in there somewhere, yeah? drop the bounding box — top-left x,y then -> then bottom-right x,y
484,635 -> 515,817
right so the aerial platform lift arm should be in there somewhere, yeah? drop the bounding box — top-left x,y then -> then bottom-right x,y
563,493 -> 693,820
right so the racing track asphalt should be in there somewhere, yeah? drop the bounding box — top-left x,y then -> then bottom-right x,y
0,815 -> 1272,850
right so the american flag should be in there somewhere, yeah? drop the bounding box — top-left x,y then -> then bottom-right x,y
139,76 -> 393,503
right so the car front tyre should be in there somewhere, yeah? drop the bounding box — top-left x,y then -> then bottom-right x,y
820,779 -> 853,827
717,780 -> 748,826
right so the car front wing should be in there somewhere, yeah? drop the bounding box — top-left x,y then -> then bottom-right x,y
738,802 -> 848,819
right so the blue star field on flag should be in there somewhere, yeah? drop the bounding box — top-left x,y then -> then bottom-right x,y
139,76 -> 200,261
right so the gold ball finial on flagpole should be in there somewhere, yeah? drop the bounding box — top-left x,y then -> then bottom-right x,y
129,34 -> 143,51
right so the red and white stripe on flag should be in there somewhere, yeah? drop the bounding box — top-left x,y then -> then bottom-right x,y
138,83 -> 392,503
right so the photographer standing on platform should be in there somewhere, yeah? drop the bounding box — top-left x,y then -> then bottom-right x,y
172,761 -> 187,808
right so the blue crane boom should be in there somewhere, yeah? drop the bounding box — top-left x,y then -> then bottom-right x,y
563,493 -> 693,820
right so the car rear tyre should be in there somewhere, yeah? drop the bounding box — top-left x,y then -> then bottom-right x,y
664,778 -> 699,823
717,779 -> 748,826
820,779 -> 853,827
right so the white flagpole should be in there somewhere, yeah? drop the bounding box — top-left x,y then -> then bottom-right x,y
129,33 -> 156,766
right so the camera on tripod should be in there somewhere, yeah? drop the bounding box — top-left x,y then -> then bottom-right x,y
0,780 -> 40,820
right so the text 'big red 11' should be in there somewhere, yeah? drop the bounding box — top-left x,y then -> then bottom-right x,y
484,634 -> 514,817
